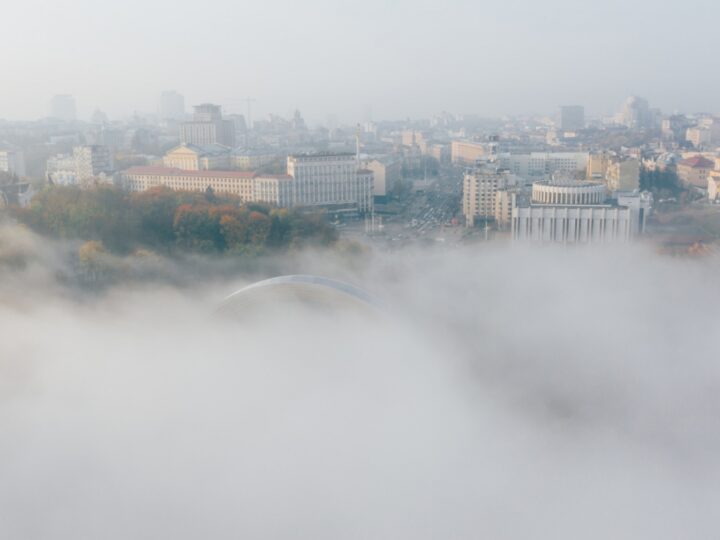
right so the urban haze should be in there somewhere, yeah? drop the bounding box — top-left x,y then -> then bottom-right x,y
1,0 -> 720,538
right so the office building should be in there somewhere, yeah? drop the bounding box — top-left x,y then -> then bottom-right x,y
496,152 -> 589,181
159,91 -> 185,121
451,140 -> 486,165
46,154 -> 78,185
180,104 -> 236,147
463,162 -> 519,227
560,106 -> 585,131
73,145 -> 114,180
287,153 -> 373,213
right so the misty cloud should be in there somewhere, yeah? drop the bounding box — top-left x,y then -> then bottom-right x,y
1,226 -> 719,538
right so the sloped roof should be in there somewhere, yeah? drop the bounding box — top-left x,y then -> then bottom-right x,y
678,155 -> 714,169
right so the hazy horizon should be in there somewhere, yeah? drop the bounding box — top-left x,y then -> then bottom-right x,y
1,0 -> 719,123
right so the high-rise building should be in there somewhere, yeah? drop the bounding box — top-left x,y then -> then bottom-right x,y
73,145 -> 114,180
180,104 -> 235,147
159,91 -> 185,121
49,95 -> 76,122
560,106 -> 585,131
620,96 -> 654,129
287,153 -> 374,213
463,161 -> 518,227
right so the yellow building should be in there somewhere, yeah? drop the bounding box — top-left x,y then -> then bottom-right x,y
607,159 -> 640,192
677,155 -> 715,188
162,143 -> 231,171
587,152 -> 610,180
708,172 -> 720,202
451,140 -> 486,165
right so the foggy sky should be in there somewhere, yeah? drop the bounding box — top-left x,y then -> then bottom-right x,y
1,0 -> 719,123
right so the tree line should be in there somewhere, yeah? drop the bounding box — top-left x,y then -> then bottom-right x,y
10,185 -> 337,254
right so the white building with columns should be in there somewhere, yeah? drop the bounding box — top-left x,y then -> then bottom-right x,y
512,180 -> 650,243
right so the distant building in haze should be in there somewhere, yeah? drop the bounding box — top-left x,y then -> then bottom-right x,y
159,91 -> 186,121
560,106 -> 585,131
0,145 -> 26,177
73,145 -> 114,180
180,104 -> 235,147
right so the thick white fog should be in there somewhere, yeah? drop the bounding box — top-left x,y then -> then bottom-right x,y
1,224 -> 720,538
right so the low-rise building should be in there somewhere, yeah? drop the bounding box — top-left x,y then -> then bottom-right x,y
122,166 -> 258,202
677,155 -> 715,188
511,180 -> 650,243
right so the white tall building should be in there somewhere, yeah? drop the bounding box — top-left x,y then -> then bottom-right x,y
50,95 -> 76,122
287,153 -> 374,213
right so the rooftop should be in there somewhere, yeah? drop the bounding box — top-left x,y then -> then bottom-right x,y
123,166 -> 256,179
678,155 -> 715,169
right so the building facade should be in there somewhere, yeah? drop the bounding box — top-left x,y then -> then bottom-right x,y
451,140 -> 486,165
287,153 -> 373,213
163,143 -> 231,171
463,163 -> 518,226
122,167 -> 258,202
677,155 -> 715,188
511,180 -> 650,243
366,156 -> 402,197
180,104 -> 236,147
73,145 -> 114,180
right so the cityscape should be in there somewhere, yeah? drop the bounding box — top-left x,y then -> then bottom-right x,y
2,93 -> 720,255
1,1 -> 720,538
